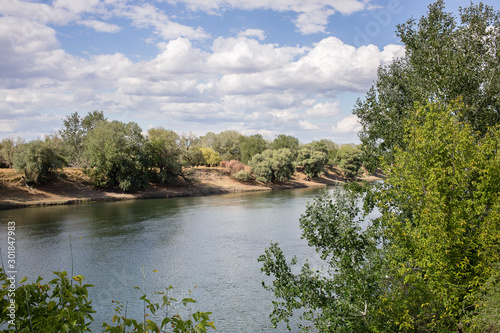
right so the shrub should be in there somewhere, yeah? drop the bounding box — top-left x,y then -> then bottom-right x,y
199,147 -> 221,167
226,160 -> 245,174
0,268 -> 216,333
297,147 -> 328,178
83,120 -> 149,192
231,169 -> 252,182
250,148 -> 295,183
13,139 -> 65,183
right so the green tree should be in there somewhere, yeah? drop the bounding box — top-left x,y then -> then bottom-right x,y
83,120 -> 149,192
354,1 -> 500,170
59,111 -> 107,166
147,127 -> 181,183
335,145 -> 363,180
296,147 -> 328,178
271,134 -> 300,152
215,130 -> 243,161
179,132 -> 201,166
250,148 -> 295,183
0,137 -> 22,168
259,185 -> 383,332
199,147 -> 221,167
13,139 -> 65,183
239,134 -> 268,164
375,100 -> 500,331
260,100 -> 500,332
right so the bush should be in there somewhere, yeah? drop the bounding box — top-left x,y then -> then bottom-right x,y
231,169 -> 252,182
297,148 -> 328,178
250,149 -> 295,183
13,139 -> 65,183
199,147 -> 221,166
336,146 -> 363,181
226,160 -> 244,174
83,120 -> 149,192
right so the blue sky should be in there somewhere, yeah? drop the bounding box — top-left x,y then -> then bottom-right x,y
1,0 -> 497,143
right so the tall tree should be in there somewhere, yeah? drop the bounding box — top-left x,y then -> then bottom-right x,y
271,134 -> 300,152
59,111 -> 106,166
147,128 -> 181,183
13,139 -> 65,183
259,100 -> 500,332
354,1 -> 500,170
239,134 -> 268,164
83,120 -> 148,191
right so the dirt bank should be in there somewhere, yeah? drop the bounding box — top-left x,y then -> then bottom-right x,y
0,167 -> 383,209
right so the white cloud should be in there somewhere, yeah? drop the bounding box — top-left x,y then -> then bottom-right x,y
299,120 -> 319,130
237,29 -> 266,41
77,19 -> 122,33
333,115 -> 362,133
117,3 -> 210,40
166,0 -> 370,34
306,101 -> 341,117
0,1 -> 400,143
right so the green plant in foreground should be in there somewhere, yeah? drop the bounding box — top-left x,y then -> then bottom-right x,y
0,267 -> 215,332
103,268 -> 215,333
1,268 -> 95,332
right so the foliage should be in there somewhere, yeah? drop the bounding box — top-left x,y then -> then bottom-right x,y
0,137 -> 22,168
375,100 -> 500,331
59,111 -> 106,167
354,1 -> 500,170
102,269 -> 215,333
468,265 -> 500,332
1,268 -> 95,332
231,169 -> 252,182
239,134 -> 268,164
13,139 -> 65,184
224,160 -> 253,182
296,147 -> 328,178
260,100 -> 500,332
335,145 -> 362,180
250,148 -> 295,183
199,131 -> 243,161
271,135 -> 300,153
0,268 -> 215,333
147,128 -> 181,184
83,120 -> 149,192
179,132 -> 201,167
259,185 -> 384,332
199,147 -> 221,167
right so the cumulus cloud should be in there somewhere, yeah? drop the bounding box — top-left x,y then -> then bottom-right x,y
333,115 -> 362,133
306,101 -> 341,118
0,0 -> 400,143
117,3 -> 210,40
77,19 -> 122,33
166,0 -> 369,34
237,29 -> 266,41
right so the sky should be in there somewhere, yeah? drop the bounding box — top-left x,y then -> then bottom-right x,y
0,0 -> 497,144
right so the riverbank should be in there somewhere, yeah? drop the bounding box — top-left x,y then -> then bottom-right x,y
0,166 -> 383,209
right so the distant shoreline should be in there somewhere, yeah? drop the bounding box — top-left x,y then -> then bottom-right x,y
0,166 -> 383,210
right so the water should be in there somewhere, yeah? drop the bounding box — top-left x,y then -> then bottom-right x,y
0,187 -> 336,332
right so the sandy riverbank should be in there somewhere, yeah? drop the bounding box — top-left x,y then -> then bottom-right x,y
0,166 -> 383,209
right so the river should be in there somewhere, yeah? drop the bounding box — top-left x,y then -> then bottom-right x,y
1,187 -> 340,332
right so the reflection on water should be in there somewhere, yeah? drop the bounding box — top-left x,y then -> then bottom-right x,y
0,187 -> 337,332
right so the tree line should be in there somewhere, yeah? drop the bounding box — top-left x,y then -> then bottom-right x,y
0,113 -> 367,191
